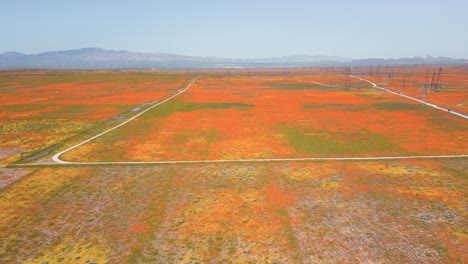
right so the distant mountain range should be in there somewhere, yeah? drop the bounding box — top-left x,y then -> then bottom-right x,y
0,47 -> 466,69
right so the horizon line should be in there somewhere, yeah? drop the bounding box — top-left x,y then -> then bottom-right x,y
2,47 -> 467,61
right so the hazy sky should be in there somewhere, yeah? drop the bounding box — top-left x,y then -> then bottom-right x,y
2,0 -> 467,58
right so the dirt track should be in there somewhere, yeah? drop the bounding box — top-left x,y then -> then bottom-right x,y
11,75 -> 464,167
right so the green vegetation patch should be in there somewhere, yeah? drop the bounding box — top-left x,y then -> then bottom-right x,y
1,104 -> 136,120
1,73 -> 186,89
39,104 -> 136,119
174,134 -> 190,144
279,125 -> 401,156
373,102 -> 426,111
353,92 -> 387,100
427,112 -> 468,132
0,121 -> 91,133
142,100 -> 254,118
0,104 -> 54,113
172,128 -> 217,158
268,83 -> 342,90
302,103 -> 363,111
302,103 -> 322,109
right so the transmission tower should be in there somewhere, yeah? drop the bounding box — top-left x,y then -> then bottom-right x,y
423,68 -> 429,95
429,70 -> 436,92
355,68 -> 360,89
403,74 -> 406,90
434,66 -> 442,92
344,66 -> 351,88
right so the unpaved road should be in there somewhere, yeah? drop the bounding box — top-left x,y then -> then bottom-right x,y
8,154 -> 468,167
8,75 -> 465,167
51,78 -> 198,164
350,75 -> 468,119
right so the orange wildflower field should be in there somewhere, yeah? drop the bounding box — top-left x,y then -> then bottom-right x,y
0,68 -> 467,263
0,69 -> 191,164
60,69 -> 467,162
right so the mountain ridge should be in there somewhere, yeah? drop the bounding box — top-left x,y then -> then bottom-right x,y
1,48 -> 466,69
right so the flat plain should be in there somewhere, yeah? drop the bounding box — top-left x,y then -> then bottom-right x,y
0,68 -> 467,263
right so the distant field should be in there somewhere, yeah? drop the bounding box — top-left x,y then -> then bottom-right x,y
0,68 -> 466,263
364,66 -> 468,113
55,73 -> 467,162
0,70 -> 192,164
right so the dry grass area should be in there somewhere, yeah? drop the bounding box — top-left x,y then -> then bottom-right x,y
0,68 -> 466,263
0,160 -> 466,263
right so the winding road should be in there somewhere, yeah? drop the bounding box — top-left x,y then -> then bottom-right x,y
8,75 -> 466,168
51,78 -> 198,164
350,75 -> 468,119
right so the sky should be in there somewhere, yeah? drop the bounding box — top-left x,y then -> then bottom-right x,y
2,0 -> 468,59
